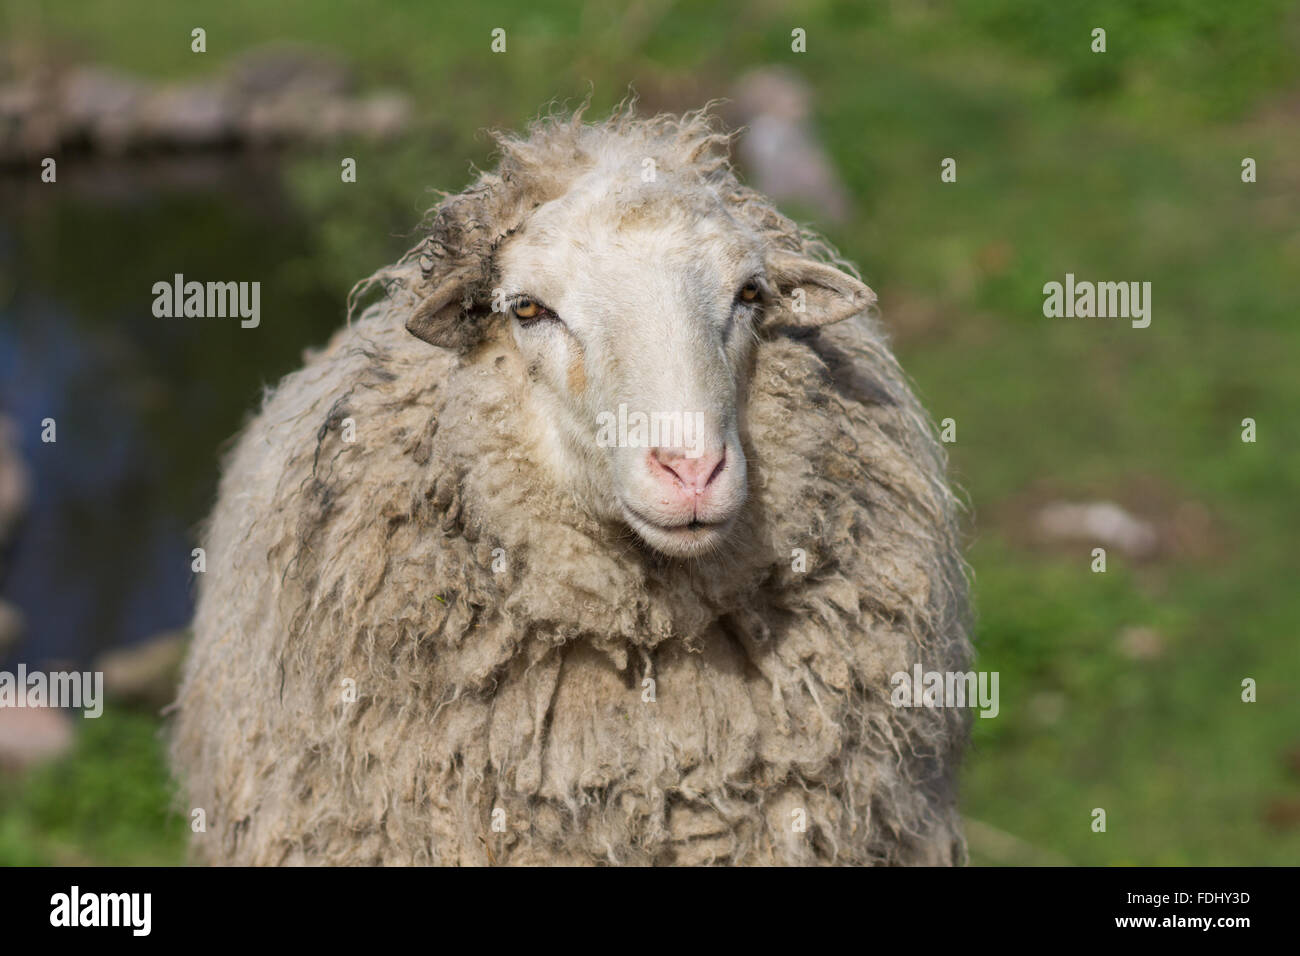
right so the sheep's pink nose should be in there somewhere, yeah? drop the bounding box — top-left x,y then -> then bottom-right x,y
648,446 -> 726,496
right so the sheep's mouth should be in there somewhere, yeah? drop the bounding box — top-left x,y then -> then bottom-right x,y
620,503 -> 734,558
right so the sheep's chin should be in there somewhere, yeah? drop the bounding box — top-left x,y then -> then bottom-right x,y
620,504 -> 733,559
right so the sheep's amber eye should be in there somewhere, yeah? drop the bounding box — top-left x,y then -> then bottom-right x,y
739,281 -> 761,302
513,297 -> 542,320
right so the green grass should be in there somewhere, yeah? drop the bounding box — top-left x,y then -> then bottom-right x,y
0,707 -> 186,865
3,0 -> 1298,864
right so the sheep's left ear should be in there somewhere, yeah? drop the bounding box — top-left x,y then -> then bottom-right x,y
761,252 -> 876,330
406,270 -> 491,351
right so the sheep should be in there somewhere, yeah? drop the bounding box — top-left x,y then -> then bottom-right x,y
170,104 -> 972,866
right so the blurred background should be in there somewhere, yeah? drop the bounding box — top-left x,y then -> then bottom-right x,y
0,0 -> 1297,865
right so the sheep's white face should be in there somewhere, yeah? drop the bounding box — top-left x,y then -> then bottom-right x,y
497,173 -> 763,559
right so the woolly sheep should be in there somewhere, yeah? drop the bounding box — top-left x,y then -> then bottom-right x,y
170,105 -> 972,865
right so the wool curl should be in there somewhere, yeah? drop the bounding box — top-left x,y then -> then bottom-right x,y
171,104 -> 973,866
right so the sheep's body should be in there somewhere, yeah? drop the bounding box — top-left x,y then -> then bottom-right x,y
172,110 -> 971,865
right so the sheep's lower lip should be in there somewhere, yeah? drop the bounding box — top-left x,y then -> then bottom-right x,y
620,503 -> 733,556
622,504 -> 727,533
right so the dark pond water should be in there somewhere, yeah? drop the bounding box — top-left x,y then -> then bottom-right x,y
0,154 -> 347,669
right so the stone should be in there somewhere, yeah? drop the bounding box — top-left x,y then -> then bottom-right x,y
95,630 -> 187,710
0,704 -> 74,770
731,67 -> 851,223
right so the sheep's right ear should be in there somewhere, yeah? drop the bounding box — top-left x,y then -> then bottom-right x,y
406,271 -> 490,351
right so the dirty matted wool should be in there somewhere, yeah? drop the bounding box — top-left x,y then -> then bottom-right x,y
170,108 -> 972,866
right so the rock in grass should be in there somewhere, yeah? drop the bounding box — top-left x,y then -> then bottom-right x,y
96,631 -> 188,711
0,705 -> 74,771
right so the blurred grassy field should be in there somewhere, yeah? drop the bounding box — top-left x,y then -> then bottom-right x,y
3,0 -> 1298,865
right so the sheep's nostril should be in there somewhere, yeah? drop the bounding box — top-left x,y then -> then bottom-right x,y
705,448 -> 726,488
649,446 -> 726,494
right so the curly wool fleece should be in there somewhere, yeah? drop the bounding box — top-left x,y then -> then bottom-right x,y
170,107 -> 972,866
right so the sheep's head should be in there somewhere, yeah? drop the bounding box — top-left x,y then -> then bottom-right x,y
402,110 -> 874,559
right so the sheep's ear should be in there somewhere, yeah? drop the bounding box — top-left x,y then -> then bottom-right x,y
762,252 -> 876,330
406,272 -> 490,351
